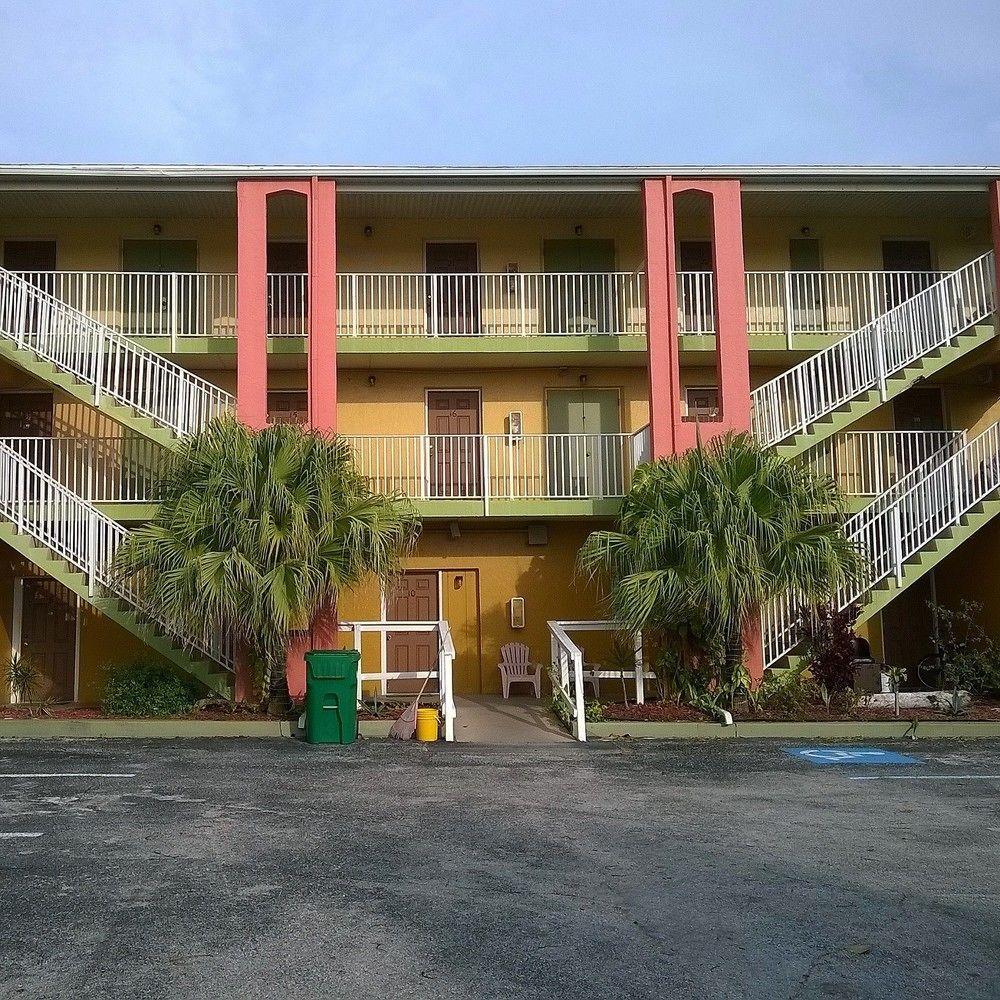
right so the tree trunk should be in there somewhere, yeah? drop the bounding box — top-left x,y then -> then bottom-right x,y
723,618 -> 744,708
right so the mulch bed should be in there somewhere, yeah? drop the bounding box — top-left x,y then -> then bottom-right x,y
358,707 -> 405,721
732,699 -> 1000,723
596,702 -> 712,722
0,705 -> 277,722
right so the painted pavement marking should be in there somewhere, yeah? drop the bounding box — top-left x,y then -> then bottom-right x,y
784,747 -> 920,766
0,832 -> 44,839
850,774 -> 1000,781
0,772 -> 137,779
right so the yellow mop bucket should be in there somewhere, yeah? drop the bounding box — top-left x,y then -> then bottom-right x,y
415,707 -> 440,742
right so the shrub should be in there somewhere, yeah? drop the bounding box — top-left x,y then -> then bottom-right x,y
101,662 -> 196,718
932,600 -> 1000,696
798,603 -> 860,692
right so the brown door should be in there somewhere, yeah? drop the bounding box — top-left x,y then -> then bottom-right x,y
426,242 -> 479,335
894,388 -> 945,431
19,578 -> 77,702
789,238 -> 825,330
266,242 -> 308,335
385,571 -> 440,694
427,390 -> 481,497
3,241 -> 58,329
0,392 -> 54,436
882,240 -> 935,309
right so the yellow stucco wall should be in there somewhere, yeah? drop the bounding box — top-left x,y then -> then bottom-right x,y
337,521 -> 611,697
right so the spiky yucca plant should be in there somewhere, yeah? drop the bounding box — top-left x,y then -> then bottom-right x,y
112,415 -> 420,703
579,432 -> 864,694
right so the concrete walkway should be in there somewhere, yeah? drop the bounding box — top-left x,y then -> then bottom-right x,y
454,695 -> 573,744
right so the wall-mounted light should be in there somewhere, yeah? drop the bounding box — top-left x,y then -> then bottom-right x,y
367,374 -> 376,386
363,225 -> 374,238
579,372 -> 588,385
574,224 -> 584,237
800,225 -> 812,237
152,223 -> 163,236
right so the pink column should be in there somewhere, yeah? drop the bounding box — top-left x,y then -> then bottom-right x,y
308,176 -> 338,434
643,178 -> 681,458
236,181 -> 269,429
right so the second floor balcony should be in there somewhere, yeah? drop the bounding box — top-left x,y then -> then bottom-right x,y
7,267 -> 950,349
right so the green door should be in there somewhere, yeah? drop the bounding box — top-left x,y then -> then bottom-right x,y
546,389 -> 621,497
122,240 -> 198,335
543,239 -> 616,334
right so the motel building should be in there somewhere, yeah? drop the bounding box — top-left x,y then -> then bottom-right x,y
0,164 -> 999,738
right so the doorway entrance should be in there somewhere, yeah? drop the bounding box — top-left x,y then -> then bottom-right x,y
882,240 -> 935,308
543,238 -> 616,333
266,241 -> 308,335
426,390 -> 482,498
385,571 -> 440,695
122,239 -> 198,336
14,577 -> 78,703
545,388 -> 621,497
426,242 -> 479,336
789,237 -> 824,330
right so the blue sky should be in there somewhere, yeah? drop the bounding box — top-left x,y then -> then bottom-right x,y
0,0 -> 998,166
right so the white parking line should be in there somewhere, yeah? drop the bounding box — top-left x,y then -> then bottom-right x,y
0,772 -> 136,778
0,832 -> 43,839
850,774 -> 1000,781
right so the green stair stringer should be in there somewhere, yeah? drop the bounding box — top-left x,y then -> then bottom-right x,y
856,497 -> 1000,627
774,323 -> 996,461
0,521 -> 231,698
0,338 -> 180,449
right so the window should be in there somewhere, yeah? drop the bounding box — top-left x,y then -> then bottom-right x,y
683,387 -> 719,422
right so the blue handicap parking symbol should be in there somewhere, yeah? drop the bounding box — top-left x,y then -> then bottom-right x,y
784,746 -> 920,766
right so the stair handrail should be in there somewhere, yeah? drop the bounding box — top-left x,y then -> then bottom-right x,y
0,268 -> 234,438
751,252 -> 996,448
764,423 -> 996,666
0,440 -> 231,672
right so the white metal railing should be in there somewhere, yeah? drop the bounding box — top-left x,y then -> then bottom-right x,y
745,270 -> 944,343
347,433 -> 640,504
337,271 -> 647,337
751,253 -> 996,449
0,436 -> 167,503
340,619 -> 456,740
0,268 -> 234,438
764,420 -> 1000,666
805,430 -> 965,496
547,620 -> 652,741
0,440 -> 231,672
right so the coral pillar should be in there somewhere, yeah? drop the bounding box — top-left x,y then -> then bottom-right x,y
643,177 -> 681,459
308,176 -> 338,434
236,181 -> 269,429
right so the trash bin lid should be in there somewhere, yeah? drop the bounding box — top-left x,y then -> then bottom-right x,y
305,648 -> 361,680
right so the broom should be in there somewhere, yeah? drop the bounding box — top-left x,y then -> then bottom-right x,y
388,669 -> 434,740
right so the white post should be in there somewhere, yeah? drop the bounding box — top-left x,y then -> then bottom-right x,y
633,631 -> 645,705
87,512 -> 97,597
783,270 -> 794,349
353,624 -> 362,707
890,502 -> 904,584
429,277 -> 439,338
795,366 -> 809,435
481,434 -> 490,516
874,319 -> 888,402
93,326 -> 105,406
169,272 -> 179,352
572,648 -> 587,742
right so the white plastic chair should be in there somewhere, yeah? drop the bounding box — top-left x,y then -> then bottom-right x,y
498,642 -> 542,698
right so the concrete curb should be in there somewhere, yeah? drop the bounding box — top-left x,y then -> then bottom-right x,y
589,719 -> 1000,740
0,719 -> 294,739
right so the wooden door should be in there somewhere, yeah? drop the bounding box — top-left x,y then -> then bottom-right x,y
546,389 -> 621,497
19,578 -> 77,702
385,571 -> 440,694
543,238 -> 616,333
427,390 -> 481,497
266,242 -> 308,335
789,238 -> 824,329
0,393 -> 54,487
4,241 -> 58,329
426,242 -> 479,335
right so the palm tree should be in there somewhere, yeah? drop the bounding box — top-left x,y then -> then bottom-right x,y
579,432 -> 864,698
112,415 -> 420,704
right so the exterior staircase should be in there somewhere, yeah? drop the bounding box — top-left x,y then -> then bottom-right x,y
0,441 -> 232,695
0,267 -> 233,445
752,252 -> 997,459
764,420 -> 1000,667
0,268 -> 237,693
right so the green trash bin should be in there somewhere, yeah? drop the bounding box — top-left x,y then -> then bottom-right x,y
304,649 -> 360,745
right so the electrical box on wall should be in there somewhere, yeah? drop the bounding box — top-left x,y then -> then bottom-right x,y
509,597 -> 526,629
508,410 -> 523,439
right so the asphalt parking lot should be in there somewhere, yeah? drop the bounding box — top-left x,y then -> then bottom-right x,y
1,737 -> 998,1000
